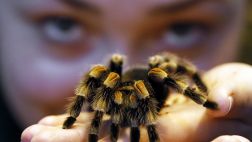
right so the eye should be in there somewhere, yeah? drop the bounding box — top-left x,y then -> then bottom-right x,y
41,16 -> 85,43
162,22 -> 208,49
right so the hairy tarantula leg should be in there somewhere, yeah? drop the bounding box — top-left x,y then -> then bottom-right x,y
148,68 -> 218,110
184,87 -> 218,109
152,53 -> 208,94
148,55 -> 165,69
109,54 -> 123,76
147,125 -> 159,142
89,111 -> 104,142
90,72 -> 121,142
63,96 -> 85,129
164,61 -> 208,93
148,77 -> 169,111
191,73 -> 208,93
62,65 -> 108,129
175,63 -> 208,93
130,127 -> 140,142
110,91 -> 123,142
133,80 -> 159,142
148,55 -> 170,110
110,123 -> 120,142
92,72 -> 121,112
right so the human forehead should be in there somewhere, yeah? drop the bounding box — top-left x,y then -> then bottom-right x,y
11,0 -> 236,11
88,0 -> 233,9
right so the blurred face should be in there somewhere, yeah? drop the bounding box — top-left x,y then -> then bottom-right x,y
0,0 -> 245,125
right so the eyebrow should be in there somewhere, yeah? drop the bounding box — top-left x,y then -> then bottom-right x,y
149,0 -> 208,15
61,0 -> 100,14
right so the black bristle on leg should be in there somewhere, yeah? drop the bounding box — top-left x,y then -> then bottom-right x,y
183,87 -> 218,110
110,123 -> 119,142
184,87 -> 206,105
203,100 -> 218,110
88,134 -> 98,142
164,77 -> 182,93
110,62 -> 122,76
192,74 -> 208,93
176,65 -> 187,74
63,96 -> 85,129
88,111 -> 104,142
149,79 -> 169,111
147,125 -> 159,142
62,116 -> 76,129
69,96 -> 85,117
130,127 -> 140,142
109,55 -> 123,76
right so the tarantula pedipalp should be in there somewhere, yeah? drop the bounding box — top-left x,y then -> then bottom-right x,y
62,53 -> 217,142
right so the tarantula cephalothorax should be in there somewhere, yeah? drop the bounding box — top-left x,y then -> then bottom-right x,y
62,53 -> 218,142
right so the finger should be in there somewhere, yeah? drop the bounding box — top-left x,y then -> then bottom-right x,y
156,103 -> 252,141
205,83 -> 233,117
157,104 -> 208,142
38,112 -> 94,126
204,63 -> 252,120
21,124 -> 88,142
21,124 -> 44,142
38,115 -> 68,126
212,135 -> 250,142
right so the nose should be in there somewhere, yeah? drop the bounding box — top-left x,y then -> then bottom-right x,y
95,34 -> 134,66
106,35 -> 132,56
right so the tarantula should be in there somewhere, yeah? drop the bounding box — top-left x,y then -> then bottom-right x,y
62,53 -> 217,142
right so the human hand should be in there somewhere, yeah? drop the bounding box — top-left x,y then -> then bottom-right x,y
21,63 -> 252,142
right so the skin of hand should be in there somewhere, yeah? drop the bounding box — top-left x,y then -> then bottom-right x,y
21,63 -> 252,142
212,135 -> 250,142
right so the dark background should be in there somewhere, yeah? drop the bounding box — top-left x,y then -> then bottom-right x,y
239,2 -> 252,64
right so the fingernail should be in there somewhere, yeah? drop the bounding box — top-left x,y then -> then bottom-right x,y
207,88 -> 233,117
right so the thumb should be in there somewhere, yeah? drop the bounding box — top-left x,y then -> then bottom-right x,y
204,63 -> 252,122
21,124 -> 88,142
